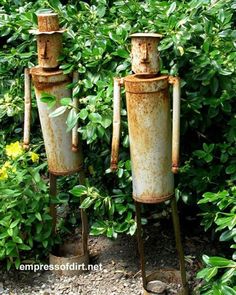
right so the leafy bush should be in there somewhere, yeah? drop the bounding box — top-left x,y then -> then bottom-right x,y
0,142 -> 55,269
0,2 -> 235,288
197,255 -> 236,294
196,188 -> 236,293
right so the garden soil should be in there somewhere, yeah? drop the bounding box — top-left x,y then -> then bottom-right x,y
0,217 -> 220,295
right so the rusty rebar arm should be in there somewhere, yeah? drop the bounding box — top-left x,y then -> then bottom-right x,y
110,78 -> 123,171
72,71 -> 79,152
79,170 -> 89,255
169,76 -> 181,174
23,68 -> 32,150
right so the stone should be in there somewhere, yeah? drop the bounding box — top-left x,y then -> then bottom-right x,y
146,280 -> 167,294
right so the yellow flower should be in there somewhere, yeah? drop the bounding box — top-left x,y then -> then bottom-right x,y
5,141 -> 24,159
0,167 -> 8,181
30,152 -> 39,163
3,161 -> 12,169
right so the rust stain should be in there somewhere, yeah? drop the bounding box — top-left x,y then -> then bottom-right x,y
38,13 -> 60,32
33,68 -> 83,175
133,193 -> 174,204
37,34 -> 62,68
130,34 -> 162,74
124,74 -> 174,204
31,67 -> 70,90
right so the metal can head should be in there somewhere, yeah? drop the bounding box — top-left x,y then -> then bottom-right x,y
130,33 -> 162,75
30,12 -> 65,69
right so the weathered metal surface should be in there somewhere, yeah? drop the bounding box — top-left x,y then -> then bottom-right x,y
30,13 -> 64,69
30,68 -> 83,175
49,239 -> 89,276
169,76 -> 181,174
38,13 -> 60,32
130,33 -> 162,74
23,68 -> 31,149
110,78 -> 123,171
124,74 -> 174,203
37,33 -> 62,69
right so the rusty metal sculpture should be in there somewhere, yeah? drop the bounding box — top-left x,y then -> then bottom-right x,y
111,33 -> 188,294
23,12 -> 88,274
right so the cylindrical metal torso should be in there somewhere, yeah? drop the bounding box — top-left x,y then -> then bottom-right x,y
124,74 -> 174,203
31,67 -> 83,175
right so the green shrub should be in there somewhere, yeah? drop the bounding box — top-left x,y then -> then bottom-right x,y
195,187 -> 236,293
0,141 -> 55,269
0,2 -> 235,286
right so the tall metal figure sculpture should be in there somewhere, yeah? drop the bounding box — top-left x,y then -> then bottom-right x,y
111,33 -> 188,294
23,12 -> 88,269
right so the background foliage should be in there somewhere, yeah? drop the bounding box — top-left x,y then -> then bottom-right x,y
0,0 -> 235,292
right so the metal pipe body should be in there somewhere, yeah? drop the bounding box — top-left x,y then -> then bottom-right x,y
124,74 -> 174,203
31,67 -> 83,175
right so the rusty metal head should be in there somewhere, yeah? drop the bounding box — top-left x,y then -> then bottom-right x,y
30,12 -> 65,69
130,33 -> 162,75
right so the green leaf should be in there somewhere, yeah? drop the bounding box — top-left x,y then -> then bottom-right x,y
210,77 -> 219,94
18,244 -> 31,251
7,228 -> 13,237
13,236 -> 23,244
220,229 -> 236,242
79,109 -> 88,120
66,109 -> 79,131
197,267 -> 218,281
80,197 -> 94,209
113,48 -> 129,58
10,219 -> 20,229
101,116 -> 112,128
40,93 -> 56,105
15,258 -> 21,269
70,185 -> 87,197
226,165 -> 236,174
220,285 -> 236,295
221,268 -> 236,283
49,106 -> 67,118
128,222 -> 137,235
207,256 -> 235,267
42,240 -> 48,248
89,113 -> 102,123
167,2 -> 176,16
35,212 -> 42,221
60,97 -> 72,106
194,150 -> 206,159
0,231 -> 9,239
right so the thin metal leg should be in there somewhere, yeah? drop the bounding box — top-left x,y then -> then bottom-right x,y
135,201 -> 147,289
78,170 -> 88,255
171,197 -> 189,295
49,173 -> 57,235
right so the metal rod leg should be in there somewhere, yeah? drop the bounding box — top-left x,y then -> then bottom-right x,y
49,173 -> 57,235
171,197 -> 189,295
78,170 -> 88,255
135,201 -> 147,289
